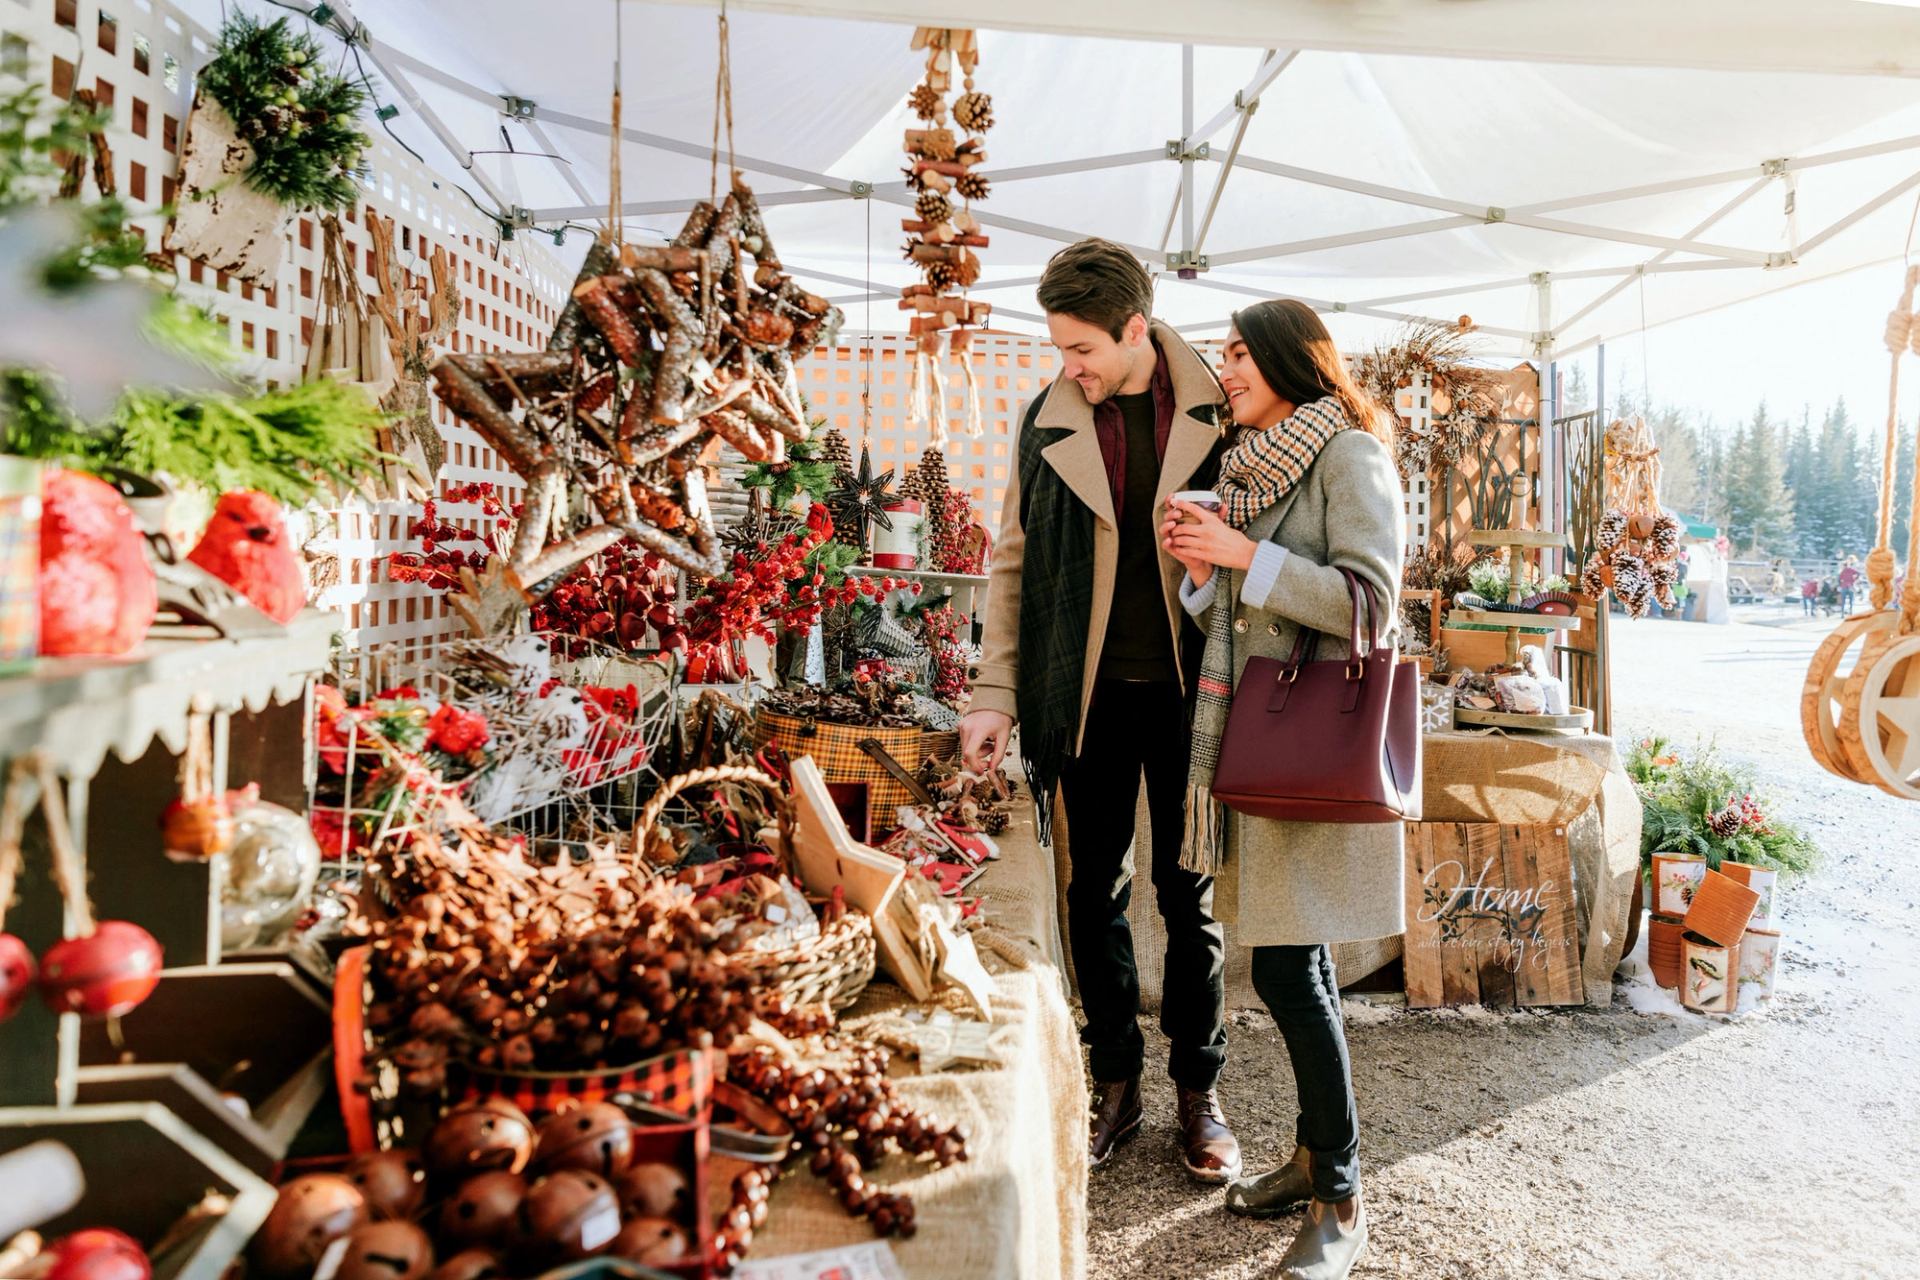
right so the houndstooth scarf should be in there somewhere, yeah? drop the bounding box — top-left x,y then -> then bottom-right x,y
1181,395 -> 1353,875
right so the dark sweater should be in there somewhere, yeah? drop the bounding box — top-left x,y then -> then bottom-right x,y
1097,390 -> 1177,682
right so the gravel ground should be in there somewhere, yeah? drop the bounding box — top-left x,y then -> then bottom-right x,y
1083,610 -> 1920,1280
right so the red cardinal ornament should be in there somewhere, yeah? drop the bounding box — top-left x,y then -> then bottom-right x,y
187,491 -> 306,624
39,920 -> 162,1018
39,470 -> 158,657
0,932 -> 34,1022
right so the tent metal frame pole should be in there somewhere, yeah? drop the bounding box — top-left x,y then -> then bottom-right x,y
1206,215 -> 1480,265
1193,48 -> 1273,258
1190,48 -> 1298,146
1557,176 -> 1773,335
1796,169 -> 1920,258
538,106 -> 868,195
519,118 -> 598,209
1180,45 -> 1196,261
1178,274 -> 1531,339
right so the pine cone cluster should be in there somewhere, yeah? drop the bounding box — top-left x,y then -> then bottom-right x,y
953,91 -> 994,132
916,190 -> 953,225
954,171 -> 991,202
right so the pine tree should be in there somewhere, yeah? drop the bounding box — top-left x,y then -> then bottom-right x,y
1562,364 -> 1593,416
1894,426 -> 1916,569
1784,411 -> 1820,556
1721,403 -> 1795,556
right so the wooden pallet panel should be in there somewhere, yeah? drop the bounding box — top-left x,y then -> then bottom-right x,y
1404,821 -> 1585,1009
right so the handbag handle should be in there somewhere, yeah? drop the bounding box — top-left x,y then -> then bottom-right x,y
1276,568 -> 1376,684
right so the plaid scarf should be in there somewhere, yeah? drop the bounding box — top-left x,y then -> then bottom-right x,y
1181,395 -> 1352,874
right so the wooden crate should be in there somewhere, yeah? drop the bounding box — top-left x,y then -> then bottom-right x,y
1402,821 -> 1586,1009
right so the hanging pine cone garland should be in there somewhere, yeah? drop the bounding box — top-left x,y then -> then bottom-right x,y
953,91 -> 994,132
916,190 -> 953,225
954,171 -> 991,202
908,83 -> 943,120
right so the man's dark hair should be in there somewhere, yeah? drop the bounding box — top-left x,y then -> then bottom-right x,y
1035,238 -> 1155,339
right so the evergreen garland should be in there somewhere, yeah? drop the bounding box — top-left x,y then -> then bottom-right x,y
197,14 -> 370,212
741,435 -> 837,510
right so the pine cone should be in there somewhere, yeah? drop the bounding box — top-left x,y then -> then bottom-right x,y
925,261 -> 957,291
916,190 -> 953,225
908,83 -> 943,120
818,427 -> 852,474
1654,581 -> 1677,610
1650,513 -> 1683,560
1580,558 -> 1608,598
949,252 -> 982,289
954,171 -> 991,202
916,130 -> 958,163
1706,806 -> 1743,839
1596,510 -> 1628,551
1650,559 -> 1679,586
953,91 -> 994,132
1612,551 -> 1647,583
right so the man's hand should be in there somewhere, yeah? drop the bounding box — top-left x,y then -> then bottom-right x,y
958,708 -> 1013,774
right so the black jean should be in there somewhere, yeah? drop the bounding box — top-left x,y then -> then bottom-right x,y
1250,944 -> 1361,1201
1059,679 -> 1227,1092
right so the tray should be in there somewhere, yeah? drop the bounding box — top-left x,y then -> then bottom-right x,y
1453,705 -> 1593,733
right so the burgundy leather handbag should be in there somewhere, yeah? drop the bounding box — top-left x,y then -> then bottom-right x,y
1209,568 -> 1422,823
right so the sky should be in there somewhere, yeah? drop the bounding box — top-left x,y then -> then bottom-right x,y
1551,259 -> 1903,437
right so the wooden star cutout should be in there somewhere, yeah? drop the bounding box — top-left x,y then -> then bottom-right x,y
828,443 -> 898,550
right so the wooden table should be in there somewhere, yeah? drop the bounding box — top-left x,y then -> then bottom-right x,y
750,807 -> 1089,1279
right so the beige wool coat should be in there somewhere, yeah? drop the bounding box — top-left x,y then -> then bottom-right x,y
1187,427 -> 1409,948
968,320 -> 1227,746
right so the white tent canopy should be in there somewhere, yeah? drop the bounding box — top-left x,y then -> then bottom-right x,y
232,0 -> 1920,361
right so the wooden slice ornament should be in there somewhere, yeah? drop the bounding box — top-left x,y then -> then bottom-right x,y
1802,609 -> 1900,780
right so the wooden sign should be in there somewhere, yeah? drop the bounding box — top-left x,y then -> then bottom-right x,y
1402,822 -> 1585,1009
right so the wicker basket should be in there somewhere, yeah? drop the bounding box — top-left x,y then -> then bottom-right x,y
636,765 -> 878,1013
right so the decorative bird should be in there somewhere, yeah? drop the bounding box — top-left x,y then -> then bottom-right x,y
40,469 -> 158,657
187,491 -> 306,623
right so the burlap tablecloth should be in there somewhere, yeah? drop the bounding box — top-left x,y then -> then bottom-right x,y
750,807 -> 1089,1278
1106,730 -> 1641,1010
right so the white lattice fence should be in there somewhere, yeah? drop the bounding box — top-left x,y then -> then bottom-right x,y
3,0 -> 564,653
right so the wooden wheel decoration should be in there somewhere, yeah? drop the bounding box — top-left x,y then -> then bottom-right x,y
1809,263 -> 1920,797
1842,634 -> 1920,799
1803,609 -> 1900,780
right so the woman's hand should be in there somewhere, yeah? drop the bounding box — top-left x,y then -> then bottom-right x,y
1159,505 -> 1215,586
1162,500 -> 1257,578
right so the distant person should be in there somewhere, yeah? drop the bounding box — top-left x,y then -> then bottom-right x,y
1768,563 -> 1786,599
1802,577 -> 1819,617
1838,555 -> 1862,614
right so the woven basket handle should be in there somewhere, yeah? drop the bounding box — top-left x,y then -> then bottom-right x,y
631,764 -> 786,869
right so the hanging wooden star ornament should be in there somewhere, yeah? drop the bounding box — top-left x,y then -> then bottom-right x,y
829,444 -> 898,553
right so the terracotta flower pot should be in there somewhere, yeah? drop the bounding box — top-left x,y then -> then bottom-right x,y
1646,915 -> 1687,989
1650,852 -> 1708,918
1683,870 -> 1761,949
1681,931 -> 1737,1014
1735,928 -> 1781,1011
1717,860 -> 1779,928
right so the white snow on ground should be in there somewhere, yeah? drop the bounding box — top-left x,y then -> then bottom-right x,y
1086,608 -> 1920,1280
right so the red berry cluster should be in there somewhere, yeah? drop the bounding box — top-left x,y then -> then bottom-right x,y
681,505 -> 912,676
530,542 -> 685,658
386,484 -> 517,592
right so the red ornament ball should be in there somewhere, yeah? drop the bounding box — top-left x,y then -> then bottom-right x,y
44,1229 -> 150,1280
38,921 -> 162,1018
0,932 -> 35,1023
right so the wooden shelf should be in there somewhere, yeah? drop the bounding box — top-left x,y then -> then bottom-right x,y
1468,529 -> 1569,550
1446,609 -> 1583,631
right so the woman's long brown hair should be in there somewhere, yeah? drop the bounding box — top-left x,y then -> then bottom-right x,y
1230,299 -> 1391,444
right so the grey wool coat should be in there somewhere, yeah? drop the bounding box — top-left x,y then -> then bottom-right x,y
1184,427 -> 1408,948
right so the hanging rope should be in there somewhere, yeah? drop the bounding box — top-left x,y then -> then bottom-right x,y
1869,266 -> 1919,610
710,2 -> 737,201
35,758 -> 93,935
607,0 -> 623,245
0,759 -> 36,936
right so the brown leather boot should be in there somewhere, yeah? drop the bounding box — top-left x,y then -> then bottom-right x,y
1174,1085 -> 1243,1184
1088,1076 -> 1143,1170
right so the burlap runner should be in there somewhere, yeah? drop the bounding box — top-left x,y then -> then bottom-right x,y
750,806 -> 1089,1278
1095,731 -> 1640,1010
